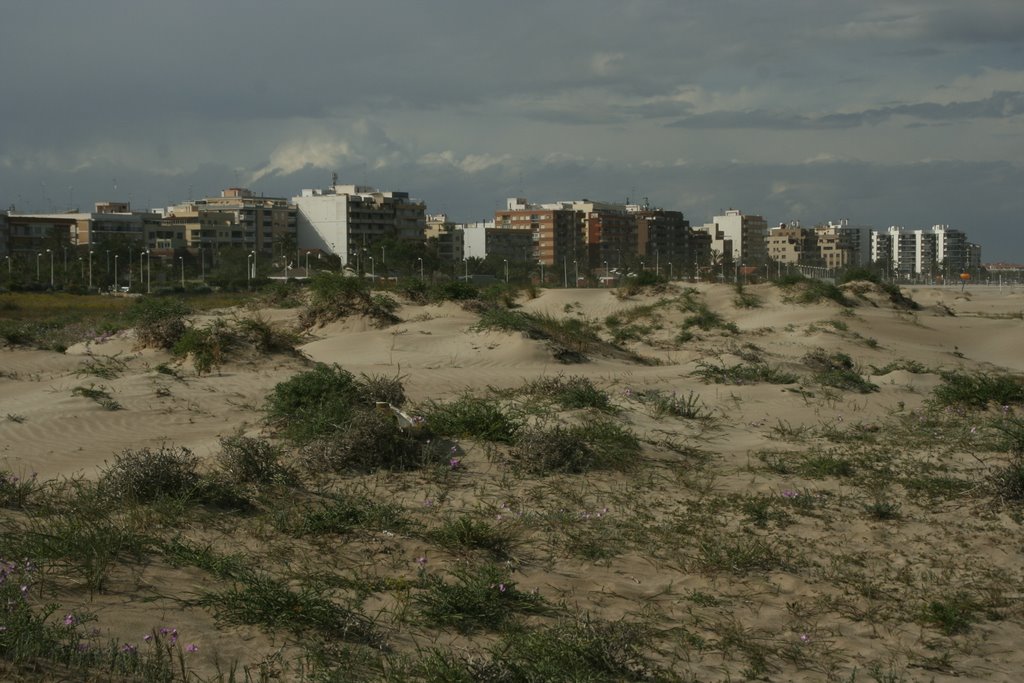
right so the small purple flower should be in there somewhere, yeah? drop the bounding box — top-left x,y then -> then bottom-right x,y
122,643 -> 137,654
63,613 -> 75,626
497,583 -> 507,593
449,457 -> 461,470
416,556 -> 427,566
143,634 -> 153,643
159,627 -> 171,635
422,498 -> 434,507
781,490 -> 798,498
450,445 -> 458,454
186,643 -> 199,653
799,633 -> 810,643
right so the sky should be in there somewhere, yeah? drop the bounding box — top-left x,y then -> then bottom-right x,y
2,0 -> 1023,260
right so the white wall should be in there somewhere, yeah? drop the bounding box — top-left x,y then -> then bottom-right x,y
293,194 -> 349,261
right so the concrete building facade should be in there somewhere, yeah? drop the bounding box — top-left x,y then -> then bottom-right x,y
697,209 -> 768,265
293,183 -> 426,267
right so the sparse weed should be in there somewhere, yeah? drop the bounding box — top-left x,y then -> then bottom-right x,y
507,421 -> 641,474
414,563 -> 545,632
426,515 -> 518,559
693,360 -> 798,385
71,383 -> 122,410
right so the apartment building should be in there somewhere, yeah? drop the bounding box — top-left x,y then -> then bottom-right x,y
293,182 -> 426,267
931,224 -> 968,274
696,209 -> 768,265
495,198 -> 584,268
161,188 -> 296,256
767,223 -> 814,264
630,205 -> 692,275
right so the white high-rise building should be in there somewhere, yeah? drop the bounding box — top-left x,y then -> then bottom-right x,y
292,182 -> 426,266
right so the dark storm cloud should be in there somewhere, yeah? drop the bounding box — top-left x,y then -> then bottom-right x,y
667,91 -> 1024,129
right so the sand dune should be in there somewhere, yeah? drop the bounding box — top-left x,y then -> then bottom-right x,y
2,281 -> 1023,680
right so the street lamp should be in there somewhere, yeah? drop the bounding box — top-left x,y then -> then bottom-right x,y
304,251 -> 310,277
128,248 -> 132,289
145,251 -> 151,294
504,259 -> 509,284
247,252 -> 254,289
36,253 -> 42,282
79,256 -> 84,282
114,254 -> 119,290
199,247 -> 205,282
4,255 -> 10,279
416,257 -> 424,280
105,250 -> 110,286
369,256 -> 375,282
574,259 -> 579,287
669,262 -> 673,280
88,251 -> 93,290
47,248 -> 53,287
179,256 -> 185,288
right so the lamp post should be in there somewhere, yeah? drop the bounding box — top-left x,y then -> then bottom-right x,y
603,260 -> 608,284
669,262 -> 673,280
78,257 -> 84,282
47,249 -> 53,287
574,260 -> 579,287
139,250 -> 144,292
247,252 -> 254,289
179,256 -> 184,289
304,251 -> 310,277
105,250 -> 110,286
655,248 -> 660,277
199,247 -> 204,282
145,251 -> 151,294
4,255 -> 10,279
563,257 -> 567,288
114,254 -> 119,290
369,256 -> 375,283
539,261 -> 544,284
36,253 -> 41,282
62,245 -> 68,283
128,248 -> 132,289
504,258 -> 509,284
416,257 -> 423,280
88,251 -> 93,290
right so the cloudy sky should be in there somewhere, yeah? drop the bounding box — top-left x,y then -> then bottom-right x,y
3,0 -> 1023,260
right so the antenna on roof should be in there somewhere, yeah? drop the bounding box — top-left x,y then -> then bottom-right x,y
331,171 -> 338,187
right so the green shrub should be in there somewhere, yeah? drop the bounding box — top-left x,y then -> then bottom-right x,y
172,319 -> 236,375
803,348 -> 877,393
932,371 -> 1024,409
508,421 -> 641,474
129,297 -> 190,349
300,272 -> 398,328
99,445 -> 201,504
215,435 -> 298,486
265,364 -> 365,444
358,372 -> 407,407
234,315 -> 302,354
422,394 -> 524,443
520,375 -> 614,412
300,408 -> 439,472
